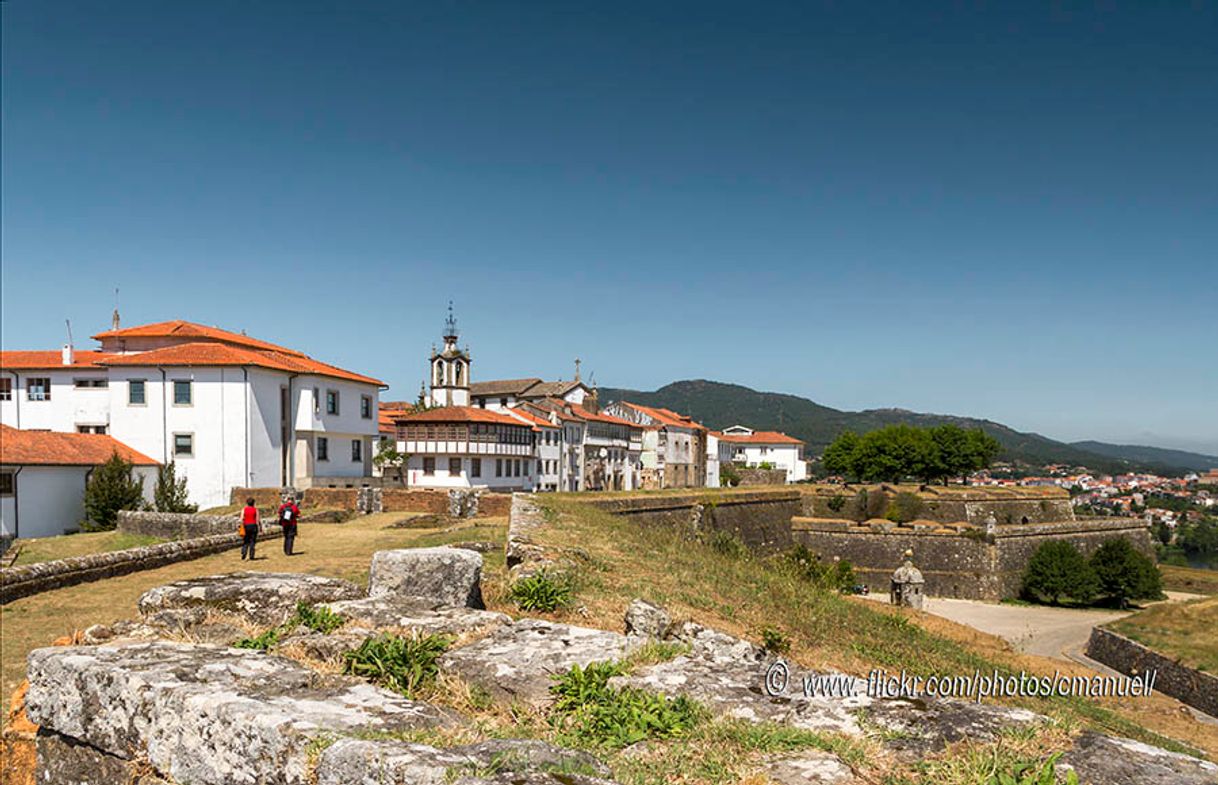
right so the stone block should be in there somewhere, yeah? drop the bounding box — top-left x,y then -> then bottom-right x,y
624,598 -> 672,639
26,641 -> 456,785
137,572 -> 363,625
1059,732 -> 1218,785
318,596 -> 510,636
369,547 -> 485,609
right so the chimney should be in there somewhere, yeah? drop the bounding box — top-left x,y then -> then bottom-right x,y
111,308 -> 121,331
62,344 -> 74,366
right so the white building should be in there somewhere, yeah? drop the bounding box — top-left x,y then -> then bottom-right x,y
508,407 -> 562,491
0,425 -> 159,539
391,406 -> 539,491
1,319 -> 384,508
602,401 -> 707,489
717,425 -> 807,483
517,398 -> 643,491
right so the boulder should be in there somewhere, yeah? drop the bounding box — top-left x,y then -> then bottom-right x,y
369,547 -> 485,608
26,641 -> 456,785
1059,732 -> 1218,785
438,619 -> 639,703
765,750 -> 856,784
36,730 -> 172,785
317,738 -> 612,785
320,596 -> 510,635
137,572 -> 363,625
624,598 -> 671,639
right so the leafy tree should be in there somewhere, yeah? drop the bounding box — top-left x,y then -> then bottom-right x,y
1021,541 -> 1098,605
1089,539 -> 1163,608
82,452 -> 146,531
821,430 -> 861,480
153,461 -> 197,513
1150,520 -> 1173,547
886,492 -> 926,523
373,439 -> 409,487
719,463 -> 742,487
1177,518 -> 1218,564
963,429 -> 1002,480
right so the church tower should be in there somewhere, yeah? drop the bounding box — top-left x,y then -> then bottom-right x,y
428,302 -> 471,407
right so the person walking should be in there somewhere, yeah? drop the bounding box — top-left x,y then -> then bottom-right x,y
240,497 -> 260,560
277,497 -> 301,556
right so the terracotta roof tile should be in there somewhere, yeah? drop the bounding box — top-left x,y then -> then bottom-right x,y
718,430 -> 804,445
469,378 -> 544,397
391,406 -> 532,427
91,320 -> 308,357
0,425 -> 158,466
0,351 -> 114,371
96,342 -> 383,386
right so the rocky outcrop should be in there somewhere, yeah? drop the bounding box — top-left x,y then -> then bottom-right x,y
369,547 -> 486,609
765,750 -> 856,784
25,641 -> 456,785
137,572 -> 363,624
624,598 -> 672,639
438,619 -> 641,703
1059,732 -> 1218,785
319,596 -> 509,635
506,493 -> 550,574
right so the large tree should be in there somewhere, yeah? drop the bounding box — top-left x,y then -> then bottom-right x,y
1090,539 -> 1163,608
83,452 -> 146,531
153,461 -> 197,513
1022,540 -> 1098,604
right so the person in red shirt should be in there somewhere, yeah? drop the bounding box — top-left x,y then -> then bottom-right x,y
277,498 -> 301,556
240,498 -> 260,560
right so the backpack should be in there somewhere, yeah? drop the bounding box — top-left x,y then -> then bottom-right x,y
279,504 -> 296,525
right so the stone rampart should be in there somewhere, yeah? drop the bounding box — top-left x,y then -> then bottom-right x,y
797,485 -> 1075,525
792,516 -> 1153,600
117,511 -> 239,540
590,489 -> 801,551
734,468 -> 788,486
1086,626 -> 1218,718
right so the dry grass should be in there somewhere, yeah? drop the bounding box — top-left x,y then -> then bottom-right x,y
1107,595 -> 1218,673
9,531 -> 165,566
0,512 -> 507,705
1161,563 -> 1218,596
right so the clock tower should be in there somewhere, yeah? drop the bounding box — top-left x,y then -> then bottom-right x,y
428,302 -> 471,407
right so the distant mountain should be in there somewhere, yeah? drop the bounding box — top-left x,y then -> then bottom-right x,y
598,379 -> 1194,476
1070,441 -> 1218,473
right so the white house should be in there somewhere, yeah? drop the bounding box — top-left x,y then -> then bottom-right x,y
508,407 -> 562,491
1,318 -> 384,508
0,425 -> 159,539
602,401 -> 707,489
517,398 -> 643,492
391,406 -> 539,491
718,425 -> 807,483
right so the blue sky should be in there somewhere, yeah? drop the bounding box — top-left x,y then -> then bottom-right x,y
3,2 -> 1216,453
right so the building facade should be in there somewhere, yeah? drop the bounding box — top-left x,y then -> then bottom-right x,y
391,407 -> 538,491
601,401 -> 707,489
718,425 -> 807,483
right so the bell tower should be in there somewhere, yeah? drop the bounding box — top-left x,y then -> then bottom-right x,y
429,302 -> 471,407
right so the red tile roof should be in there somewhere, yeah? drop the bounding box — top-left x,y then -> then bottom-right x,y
617,402 -> 705,430
0,351 -> 115,371
0,425 -> 158,466
391,406 -> 532,427
507,408 -> 559,429
95,342 -> 384,386
92,320 -> 308,357
717,430 -> 804,446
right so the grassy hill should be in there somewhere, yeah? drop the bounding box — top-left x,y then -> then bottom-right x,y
599,379 -> 1191,475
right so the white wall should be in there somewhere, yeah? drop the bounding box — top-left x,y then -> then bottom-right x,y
405,453 -> 535,491
0,464 -> 156,540
732,443 -> 807,483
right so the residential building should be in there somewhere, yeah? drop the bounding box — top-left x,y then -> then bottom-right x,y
470,377 -> 592,411
718,425 -> 808,483
519,398 -> 644,491
390,406 -> 538,491
0,424 -> 159,539
1,319 -> 383,507
507,407 -> 562,491
601,401 -> 707,489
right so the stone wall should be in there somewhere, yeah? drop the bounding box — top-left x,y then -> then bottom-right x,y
797,485 -> 1075,526
231,486 -> 511,518
228,487 -> 285,508
302,488 -> 361,511
0,529 -> 281,603
792,517 -> 1153,601
591,490 -> 801,551
734,468 -> 788,486
1086,627 -> 1218,718
117,511 -> 239,540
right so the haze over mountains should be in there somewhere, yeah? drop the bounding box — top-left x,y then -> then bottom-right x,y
598,380 -> 1218,476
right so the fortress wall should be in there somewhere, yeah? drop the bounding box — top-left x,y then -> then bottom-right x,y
590,490 -> 800,551
797,486 -> 1074,525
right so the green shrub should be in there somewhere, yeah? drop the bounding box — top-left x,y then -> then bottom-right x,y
885,492 -> 925,523
720,463 -> 742,487
781,544 -> 856,592
1090,539 -> 1163,607
760,626 -> 791,655
827,494 -> 846,513
1021,541 -> 1098,605
708,530 -> 749,559
510,570 -> 573,612
234,627 -> 282,651
295,602 -> 345,634
549,661 -> 702,748
82,452 -> 147,531
153,461 -> 197,513
343,633 -> 451,697
990,752 -> 1077,785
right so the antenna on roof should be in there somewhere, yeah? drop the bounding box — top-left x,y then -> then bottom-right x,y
65,319 -> 74,346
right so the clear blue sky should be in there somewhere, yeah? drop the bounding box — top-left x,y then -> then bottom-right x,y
3,2 -> 1216,453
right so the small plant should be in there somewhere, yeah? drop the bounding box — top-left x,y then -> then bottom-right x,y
827,494 -> 847,513
153,461 -> 197,513
990,752 -> 1077,785
234,627 -> 282,651
781,544 -> 856,592
343,633 -> 451,697
549,661 -> 702,748
885,492 -> 925,523
708,530 -> 749,559
760,626 -> 791,655
510,570 -> 573,612
295,602 -> 345,634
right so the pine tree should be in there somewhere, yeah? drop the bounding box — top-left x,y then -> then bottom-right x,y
82,452 -> 147,531
1022,540 -> 1098,605
153,461 -> 197,513
1090,539 -> 1163,608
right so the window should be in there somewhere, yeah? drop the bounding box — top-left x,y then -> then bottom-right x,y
476,398 -> 486,408
423,457 -> 436,475
77,425 -> 107,434
129,380 -> 146,405
317,437 -> 329,461
173,380 -> 192,406
0,471 -> 13,496
173,433 -> 194,457
499,397 -> 508,407
352,439 -> 363,462
326,390 -> 339,415
514,459 -> 521,477
0,378 -> 10,401
449,457 -> 462,476
471,458 -> 481,477
361,395 -> 373,419
27,378 -> 51,401
313,387 -> 321,414
73,378 -> 108,389
496,459 -> 503,477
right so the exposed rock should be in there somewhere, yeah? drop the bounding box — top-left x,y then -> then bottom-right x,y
670,620 -> 764,663
450,540 -> 499,553
450,775 -> 615,785
26,641 -> 457,785
624,598 -> 672,639
863,697 -> 1044,759
274,629 -> 377,661
1058,731 -> 1218,785
317,737 -> 611,785
36,730 -> 171,785
765,750 -> 856,784
439,619 -> 639,703
137,572 -> 363,625
369,547 -> 486,609
320,595 -> 509,635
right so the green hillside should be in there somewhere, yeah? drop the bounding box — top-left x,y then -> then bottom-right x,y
1071,441 -> 1218,473
599,379 -> 1189,475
